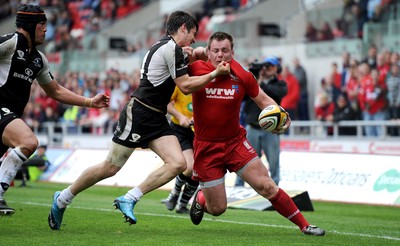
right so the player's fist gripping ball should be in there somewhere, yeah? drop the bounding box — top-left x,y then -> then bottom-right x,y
258,105 -> 287,132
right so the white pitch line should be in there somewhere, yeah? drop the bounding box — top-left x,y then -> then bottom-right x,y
17,201 -> 400,241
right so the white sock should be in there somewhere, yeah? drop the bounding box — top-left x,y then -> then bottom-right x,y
0,147 -> 27,199
124,187 -> 143,202
57,186 -> 75,209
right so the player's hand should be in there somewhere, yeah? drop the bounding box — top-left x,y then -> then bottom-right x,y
272,111 -> 291,134
90,94 -> 110,108
182,46 -> 194,60
215,61 -> 230,76
178,115 -> 192,128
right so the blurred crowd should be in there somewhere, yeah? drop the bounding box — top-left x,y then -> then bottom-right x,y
23,44 -> 400,137
305,0 -> 397,42
2,0 -> 400,137
314,45 -> 400,137
0,0 -> 150,52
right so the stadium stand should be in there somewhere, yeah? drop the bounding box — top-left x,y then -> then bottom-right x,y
1,0 -> 400,148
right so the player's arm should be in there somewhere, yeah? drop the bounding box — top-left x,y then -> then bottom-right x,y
182,46 -> 208,63
36,52 -> 109,108
40,79 -> 109,108
251,87 -> 278,109
191,46 -> 208,62
175,61 -> 230,95
167,101 -> 192,128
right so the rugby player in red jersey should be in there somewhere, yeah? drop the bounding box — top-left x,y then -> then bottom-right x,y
188,31 -> 325,236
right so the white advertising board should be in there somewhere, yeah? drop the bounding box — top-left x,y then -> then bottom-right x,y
45,149 -> 400,206
279,151 -> 400,206
47,149 -> 174,188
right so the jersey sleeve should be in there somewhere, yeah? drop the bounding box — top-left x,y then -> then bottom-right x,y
245,73 -> 260,98
35,51 -> 54,84
164,42 -> 188,79
231,59 -> 259,98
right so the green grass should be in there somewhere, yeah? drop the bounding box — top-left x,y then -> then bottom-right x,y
1,181 -> 399,246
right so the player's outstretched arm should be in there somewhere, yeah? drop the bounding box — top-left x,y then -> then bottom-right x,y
40,79 -> 110,108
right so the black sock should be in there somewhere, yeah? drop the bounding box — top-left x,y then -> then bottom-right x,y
178,178 -> 199,207
172,173 -> 190,195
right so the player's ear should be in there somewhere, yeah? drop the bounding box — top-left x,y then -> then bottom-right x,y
181,24 -> 187,34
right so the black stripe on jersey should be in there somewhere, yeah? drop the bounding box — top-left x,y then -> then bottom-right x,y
175,44 -> 188,78
0,33 -> 14,44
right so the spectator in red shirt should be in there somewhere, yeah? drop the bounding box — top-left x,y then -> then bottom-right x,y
331,62 -> 342,90
305,22 -> 318,42
279,65 -> 300,121
358,64 -> 387,136
314,92 -> 335,136
318,21 -> 334,41
34,89 -> 59,113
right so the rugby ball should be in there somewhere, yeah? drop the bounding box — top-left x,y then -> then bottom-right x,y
258,105 -> 287,132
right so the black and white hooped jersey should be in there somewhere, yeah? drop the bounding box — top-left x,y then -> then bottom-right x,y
0,32 -> 53,116
132,35 -> 189,114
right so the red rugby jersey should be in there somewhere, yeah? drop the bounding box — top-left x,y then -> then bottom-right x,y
189,59 -> 259,141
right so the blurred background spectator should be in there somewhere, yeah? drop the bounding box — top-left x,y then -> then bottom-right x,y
333,93 -> 358,135
358,66 -> 387,136
385,63 -> 400,136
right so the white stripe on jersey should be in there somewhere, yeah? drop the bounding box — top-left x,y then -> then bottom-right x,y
140,40 -> 177,87
0,34 -> 17,87
119,99 -> 134,141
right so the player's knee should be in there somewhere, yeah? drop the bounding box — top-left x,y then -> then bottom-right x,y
101,161 -> 121,178
207,204 -> 226,216
169,160 -> 187,174
262,179 -> 279,198
20,137 -> 39,157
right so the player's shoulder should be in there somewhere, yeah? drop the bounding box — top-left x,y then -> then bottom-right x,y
0,33 -> 17,52
191,59 -> 208,66
0,32 -> 16,43
231,59 -> 251,73
231,59 -> 256,81
189,60 -> 210,69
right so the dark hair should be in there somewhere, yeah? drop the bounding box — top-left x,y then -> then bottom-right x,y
166,11 -> 198,35
207,31 -> 234,50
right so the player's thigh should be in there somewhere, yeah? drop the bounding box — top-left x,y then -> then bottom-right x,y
149,135 -> 186,166
241,159 -> 277,196
106,141 -> 135,167
2,118 -> 37,148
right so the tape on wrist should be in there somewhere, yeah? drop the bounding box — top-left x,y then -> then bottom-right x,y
210,70 -> 218,79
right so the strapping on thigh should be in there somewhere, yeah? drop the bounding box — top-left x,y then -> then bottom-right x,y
106,142 -> 134,167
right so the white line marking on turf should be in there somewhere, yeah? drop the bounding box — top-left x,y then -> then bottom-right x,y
19,201 -> 400,241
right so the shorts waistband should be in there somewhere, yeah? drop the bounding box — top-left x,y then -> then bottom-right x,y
133,97 -> 164,114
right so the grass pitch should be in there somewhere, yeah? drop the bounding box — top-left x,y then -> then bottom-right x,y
1,182 -> 399,246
